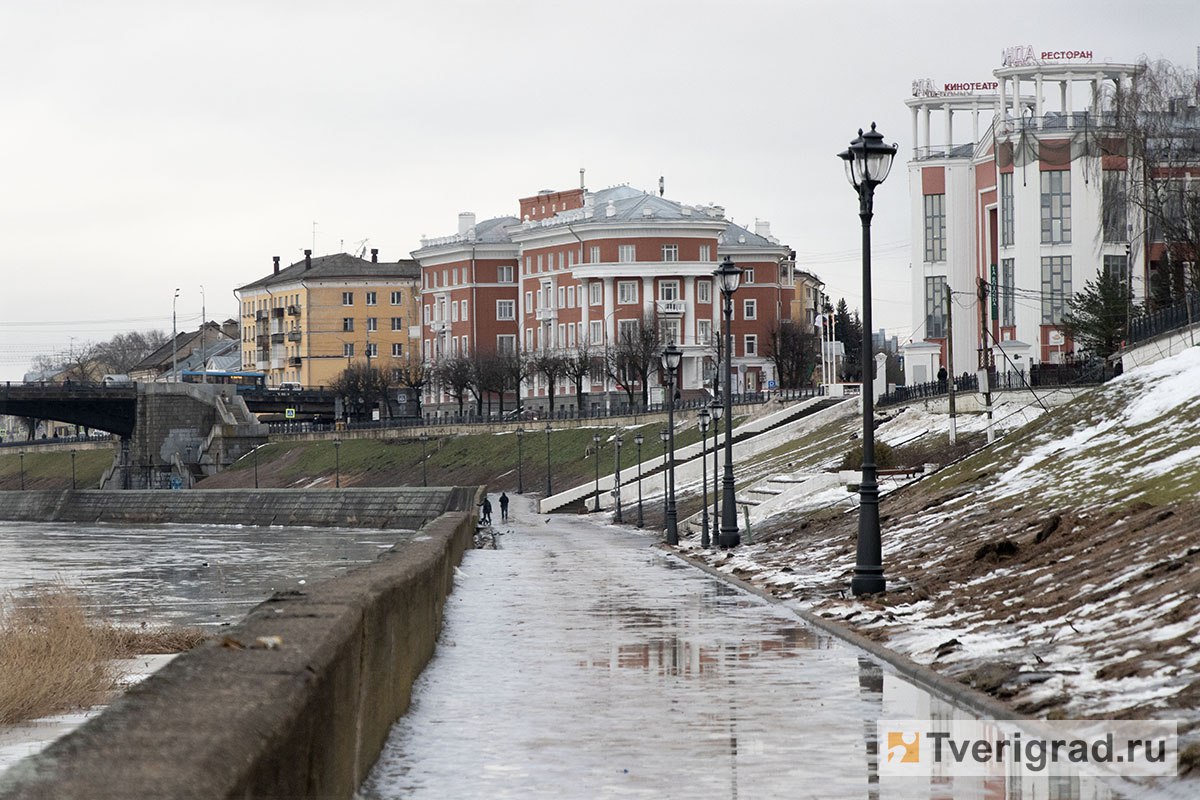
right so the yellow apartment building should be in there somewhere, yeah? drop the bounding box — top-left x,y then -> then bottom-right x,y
235,250 -> 421,388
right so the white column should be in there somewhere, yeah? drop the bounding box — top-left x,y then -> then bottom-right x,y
1011,76 -> 1020,119
580,279 -> 590,345
922,106 -> 932,153
1065,75 -> 1074,125
682,276 -> 694,346
911,105 -> 920,159
972,103 -> 979,145
1035,74 -> 1044,127
603,277 -> 616,345
999,76 -> 1007,119
944,105 -> 953,151
641,275 -> 654,320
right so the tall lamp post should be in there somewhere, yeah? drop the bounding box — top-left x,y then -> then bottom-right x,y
698,408 -> 711,548
19,450 -> 25,491
515,427 -> 524,494
709,398 -> 722,546
613,432 -> 623,524
838,122 -> 898,596
714,257 -> 743,548
544,423 -> 552,496
172,288 -> 180,382
333,439 -> 341,488
419,432 -> 429,487
70,450 -> 77,491
658,428 -> 669,527
592,432 -> 602,512
661,342 -> 683,545
634,433 -> 644,528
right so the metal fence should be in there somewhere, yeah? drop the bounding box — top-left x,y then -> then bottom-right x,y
1128,292 -> 1200,346
878,362 -> 1112,406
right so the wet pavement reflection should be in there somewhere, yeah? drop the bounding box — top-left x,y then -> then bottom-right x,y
363,503 -> 1140,799
0,521 -> 408,626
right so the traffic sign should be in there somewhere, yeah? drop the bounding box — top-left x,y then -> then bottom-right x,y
767,380 -> 777,389
285,408 -> 296,419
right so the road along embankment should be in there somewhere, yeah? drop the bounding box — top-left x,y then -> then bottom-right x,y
0,486 -> 482,800
0,487 -> 476,531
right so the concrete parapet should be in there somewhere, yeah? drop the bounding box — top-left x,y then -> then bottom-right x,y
0,492 -> 482,799
0,487 -> 478,531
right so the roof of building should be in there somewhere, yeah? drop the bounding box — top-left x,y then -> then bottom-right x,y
236,253 -> 420,292
131,323 -> 234,374
719,221 -> 778,248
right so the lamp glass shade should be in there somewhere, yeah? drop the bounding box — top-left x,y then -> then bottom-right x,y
840,123 -> 897,188
634,434 -> 644,445
661,343 -> 683,371
658,428 -> 669,442
698,408 -> 710,431
713,256 -> 743,295
709,399 -> 723,421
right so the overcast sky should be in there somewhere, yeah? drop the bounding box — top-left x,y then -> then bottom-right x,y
2,0 -> 1195,380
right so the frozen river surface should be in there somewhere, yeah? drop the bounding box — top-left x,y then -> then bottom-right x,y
0,520 -> 412,627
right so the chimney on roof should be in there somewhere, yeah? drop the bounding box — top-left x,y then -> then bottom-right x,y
755,220 -> 772,238
304,249 -> 312,271
458,212 -> 476,235
371,248 -> 379,263
273,256 -> 280,275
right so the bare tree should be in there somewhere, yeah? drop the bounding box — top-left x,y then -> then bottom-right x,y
97,330 -> 169,374
391,352 -> 431,417
563,345 -> 594,414
605,313 -> 661,409
435,356 -> 474,416
765,322 -> 819,389
331,363 -> 391,419
531,351 -> 568,415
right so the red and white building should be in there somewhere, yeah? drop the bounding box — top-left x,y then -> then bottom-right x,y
412,183 -> 800,415
902,51 -> 1148,383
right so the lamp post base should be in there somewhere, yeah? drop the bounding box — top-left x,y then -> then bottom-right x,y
851,571 -> 886,596
718,529 -> 740,549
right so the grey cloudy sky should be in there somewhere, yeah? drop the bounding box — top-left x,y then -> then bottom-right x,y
2,0 -> 1195,380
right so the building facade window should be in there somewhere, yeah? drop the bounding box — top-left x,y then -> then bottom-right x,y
618,244 -> 636,262
744,334 -> 758,356
743,299 -> 757,319
617,281 -> 638,304
497,334 -> 516,354
497,299 -> 516,320
461,300 -> 469,321
589,282 -> 602,305
924,194 -> 946,262
617,318 -> 638,342
659,319 -> 680,345
589,320 -> 602,343
743,268 -> 755,284
1104,254 -> 1129,287
391,316 -> 404,331
1103,171 -> 1127,242
366,343 -> 378,358
451,303 -> 459,322
699,244 -> 711,262
658,280 -> 680,301
390,291 -> 403,305
1000,172 -> 1015,246
1040,170 -> 1072,244
366,291 -> 377,306
498,265 -> 514,283
342,318 -> 354,332
1041,255 -> 1072,324
525,291 -> 533,314
1001,258 -> 1016,327
697,280 -> 712,303
925,276 -> 947,338
589,246 -> 600,264
392,343 -> 403,357
343,343 -> 354,357
697,319 -> 712,344
661,244 -> 678,262
567,286 -> 576,307
342,291 -> 354,305
366,317 -> 378,332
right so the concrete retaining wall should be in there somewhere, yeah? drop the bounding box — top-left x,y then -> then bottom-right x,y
0,490 -> 482,799
0,487 -> 477,531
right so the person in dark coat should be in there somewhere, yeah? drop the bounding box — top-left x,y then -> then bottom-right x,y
937,366 -> 948,390
479,496 -> 492,525
498,492 -> 509,521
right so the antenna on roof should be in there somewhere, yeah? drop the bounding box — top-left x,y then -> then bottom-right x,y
580,167 -> 585,190
659,176 -> 664,197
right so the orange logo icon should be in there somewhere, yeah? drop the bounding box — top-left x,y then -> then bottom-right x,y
886,731 -> 920,763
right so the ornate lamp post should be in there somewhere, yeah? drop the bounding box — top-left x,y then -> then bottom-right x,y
661,342 -> 683,545
613,431 -> 623,524
419,432 -> 429,487
333,439 -> 341,489
592,432 -> 603,512
838,122 -> 898,597
18,450 -> 25,491
515,427 -> 524,494
70,449 -> 77,490
709,398 -> 722,546
634,433 -> 644,528
698,408 -> 710,549
713,256 -> 743,548
544,423 -> 552,496
253,445 -> 259,489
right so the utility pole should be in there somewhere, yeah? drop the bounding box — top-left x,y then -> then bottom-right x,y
200,285 -> 207,383
946,291 -> 956,445
979,277 -> 995,444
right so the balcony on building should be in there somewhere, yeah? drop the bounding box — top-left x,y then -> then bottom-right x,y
287,331 -> 302,342
535,306 -> 557,321
656,299 -> 686,316
430,319 -> 450,332
270,333 -> 285,344
255,310 -> 268,321
288,356 -> 302,367
287,305 -> 300,316
271,307 -> 284,318
256,334 -> 270,347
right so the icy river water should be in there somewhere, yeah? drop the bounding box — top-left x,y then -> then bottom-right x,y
0,520 -> 411,627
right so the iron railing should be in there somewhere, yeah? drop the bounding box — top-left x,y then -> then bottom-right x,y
1128,291 -> 1200,346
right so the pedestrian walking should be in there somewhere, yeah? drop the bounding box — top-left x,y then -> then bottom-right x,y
479,496 -> 493,525
499,492 -> 509,521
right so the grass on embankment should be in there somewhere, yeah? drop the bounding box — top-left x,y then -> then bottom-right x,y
0,448 -> 113,491
0,586 -> 206,725
205,416 -> 746,493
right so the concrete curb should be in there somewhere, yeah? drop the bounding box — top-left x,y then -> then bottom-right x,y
0,490 -> 483,800
663,546 -> 1028,724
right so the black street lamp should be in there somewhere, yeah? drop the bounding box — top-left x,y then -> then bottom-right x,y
253,445 -> 259,489
698,408 -> 710,548
613,432 -> 623,524
592,432 -> 602,512
419,432 -> 429,487
709,398 -> 722,547
544,423 -> 552,496
70,450 -> 76,490
17,450 -> 25,491
515,427 -> 524,494
634,432 -> 644,528
333,439 -> 341,489
658,427 -> 669,527
714,256 -> 743,548
839,121 -> 898,597
661,342 -> 683,545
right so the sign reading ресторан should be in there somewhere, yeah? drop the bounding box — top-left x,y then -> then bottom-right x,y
1002,45 -> 1095,67
912,77 -> 999,98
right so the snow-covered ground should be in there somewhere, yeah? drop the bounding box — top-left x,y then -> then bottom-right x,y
673,348 -> 1200,747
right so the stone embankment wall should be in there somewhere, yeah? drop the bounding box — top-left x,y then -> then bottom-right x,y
0,488 -> 482,799
0,487 -> 477,530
